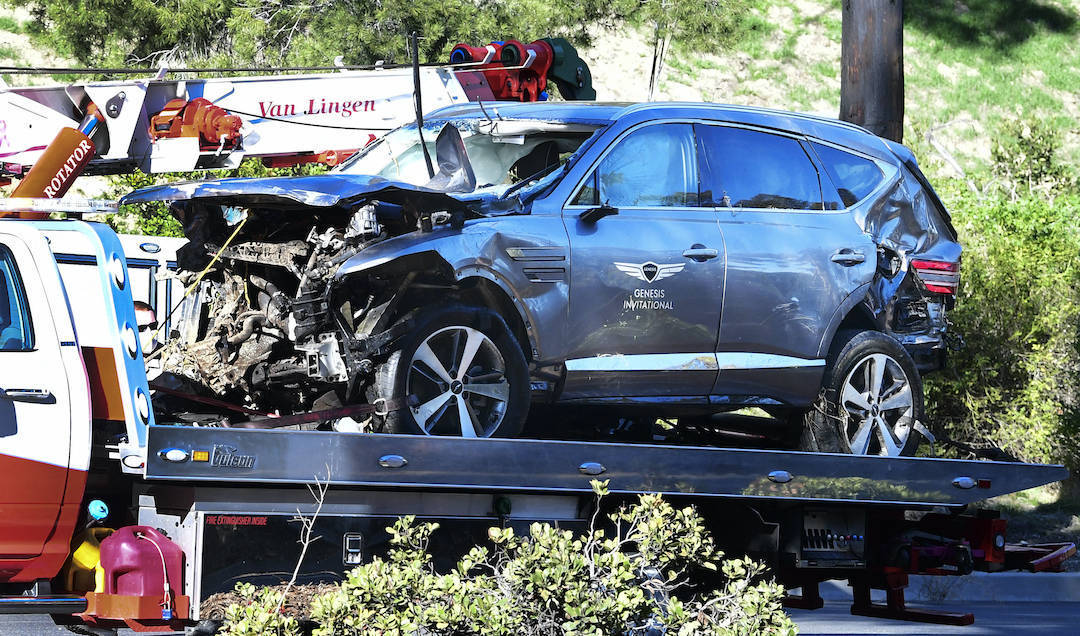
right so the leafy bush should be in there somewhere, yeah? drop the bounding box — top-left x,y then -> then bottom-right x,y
220,583 -> 302,636
923,114 -> 1080,478
218,482 -> 796,635
924,184 -> 1080,475
990,113 -> 1075,195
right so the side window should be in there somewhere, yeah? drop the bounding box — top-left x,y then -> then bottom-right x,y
575,123 -> 698,207
697,125 -> 824,210
0,244 -> 33,351
572,171 -> 598,206
811,142 -> 884,207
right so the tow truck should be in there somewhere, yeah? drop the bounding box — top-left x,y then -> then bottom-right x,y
0,202 -> 1072,633
0,45 -> 1074,635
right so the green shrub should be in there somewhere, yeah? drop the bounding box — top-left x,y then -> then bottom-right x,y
925,185 -> 1080,473
103,170 -> 182,237
990,113 -> 1076,196
218,482 -> 796,635
220,583 -> 301,636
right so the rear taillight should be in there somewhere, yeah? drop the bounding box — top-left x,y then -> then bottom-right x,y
910,259 -> 960,295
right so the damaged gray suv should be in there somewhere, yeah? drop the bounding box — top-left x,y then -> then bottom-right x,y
127,101 -> 961,457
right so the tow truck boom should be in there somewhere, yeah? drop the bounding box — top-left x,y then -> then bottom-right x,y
0,38 -> 594,188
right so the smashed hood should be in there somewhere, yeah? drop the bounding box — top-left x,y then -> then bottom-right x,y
120,174 -> 469,211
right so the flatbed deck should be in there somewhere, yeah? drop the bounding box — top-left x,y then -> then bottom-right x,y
145,426 -> 1068,508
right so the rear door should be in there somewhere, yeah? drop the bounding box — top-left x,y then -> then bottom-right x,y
561,122 -> 725,400
696,124 -> 876,405
0,229 -> 77,561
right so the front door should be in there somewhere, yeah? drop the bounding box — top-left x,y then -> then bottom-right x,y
0,234 -> 73,560
561,122 -> 725,399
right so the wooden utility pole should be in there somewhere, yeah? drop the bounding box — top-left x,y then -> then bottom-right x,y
839,0 -> 904,142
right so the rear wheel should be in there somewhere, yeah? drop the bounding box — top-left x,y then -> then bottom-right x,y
798,330 -> 924,456
372,304 -> 529,437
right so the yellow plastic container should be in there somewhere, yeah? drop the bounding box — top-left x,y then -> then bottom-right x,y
61,527 -> 114,594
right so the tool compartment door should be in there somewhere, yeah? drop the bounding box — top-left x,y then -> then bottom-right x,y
0,228 -> 78,565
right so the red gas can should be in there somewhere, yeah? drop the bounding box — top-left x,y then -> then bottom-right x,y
99,526 -> 184,597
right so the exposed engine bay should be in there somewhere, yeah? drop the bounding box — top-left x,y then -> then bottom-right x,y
160,201 -> 382,414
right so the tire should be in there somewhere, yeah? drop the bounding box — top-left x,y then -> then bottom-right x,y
797,329 -> 925,456
372,304 -> 529,437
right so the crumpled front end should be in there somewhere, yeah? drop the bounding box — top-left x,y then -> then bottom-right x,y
124,175 -> 476,420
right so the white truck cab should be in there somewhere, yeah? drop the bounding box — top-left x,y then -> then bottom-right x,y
0,219 -> 153,582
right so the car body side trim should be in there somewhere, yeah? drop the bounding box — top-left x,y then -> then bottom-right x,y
564,352 -> 825,372
565,353 -> 718,372
715,352 -> 826,370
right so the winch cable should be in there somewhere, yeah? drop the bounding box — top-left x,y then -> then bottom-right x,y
144,215 -> 249,360
205,107 -> 397,131
148,383 -> 409,427
0,59 -> 534,76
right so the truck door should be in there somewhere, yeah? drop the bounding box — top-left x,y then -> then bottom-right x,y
0,231 -> 75,561
561,122 -> 725,399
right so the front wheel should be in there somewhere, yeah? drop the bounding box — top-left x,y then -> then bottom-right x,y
372,304 -> 529,437
798,330 -> 925,456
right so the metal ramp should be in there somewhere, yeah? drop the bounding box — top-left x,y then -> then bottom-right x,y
145,426 -> 1068,508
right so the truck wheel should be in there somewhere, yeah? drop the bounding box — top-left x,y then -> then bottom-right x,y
373,304 -> 529,437
798,329 -> 924,456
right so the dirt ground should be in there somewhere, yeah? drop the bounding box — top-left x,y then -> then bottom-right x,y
200,582 -> 338,622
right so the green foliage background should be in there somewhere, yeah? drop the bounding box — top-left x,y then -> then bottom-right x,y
9,0 -> 750,69
924,120 -> 1080,476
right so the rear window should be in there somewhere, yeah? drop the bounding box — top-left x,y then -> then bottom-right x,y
812,142 -> 884,207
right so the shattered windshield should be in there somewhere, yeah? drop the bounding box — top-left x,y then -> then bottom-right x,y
334,118 -> 599,197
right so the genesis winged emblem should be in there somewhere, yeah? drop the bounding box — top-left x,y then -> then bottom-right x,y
614,261 -> 684,283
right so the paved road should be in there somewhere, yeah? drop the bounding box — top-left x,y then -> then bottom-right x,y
4,602 -> 1080,634
789,601 -> 1080,635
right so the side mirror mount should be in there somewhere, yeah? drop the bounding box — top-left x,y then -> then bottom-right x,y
579,203 -> 618,224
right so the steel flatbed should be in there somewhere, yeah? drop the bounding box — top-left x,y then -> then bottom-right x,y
145,426 -> 1068,508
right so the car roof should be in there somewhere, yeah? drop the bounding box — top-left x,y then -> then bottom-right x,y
426,101 -> 895,161
426,101 -> 630,126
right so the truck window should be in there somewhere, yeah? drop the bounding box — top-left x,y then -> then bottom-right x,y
0,244 -> 33,351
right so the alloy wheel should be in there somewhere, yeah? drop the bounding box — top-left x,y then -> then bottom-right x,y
838,353 -> 915,456
406,326 -> 510,437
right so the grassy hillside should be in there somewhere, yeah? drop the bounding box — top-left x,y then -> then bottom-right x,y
0,6 -> 74,85
581,0 -> 1080,184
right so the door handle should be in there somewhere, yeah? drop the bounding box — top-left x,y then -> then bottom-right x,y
830,249 -> 866,266
682,247 -> 719,262
0,388 -> 55,404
